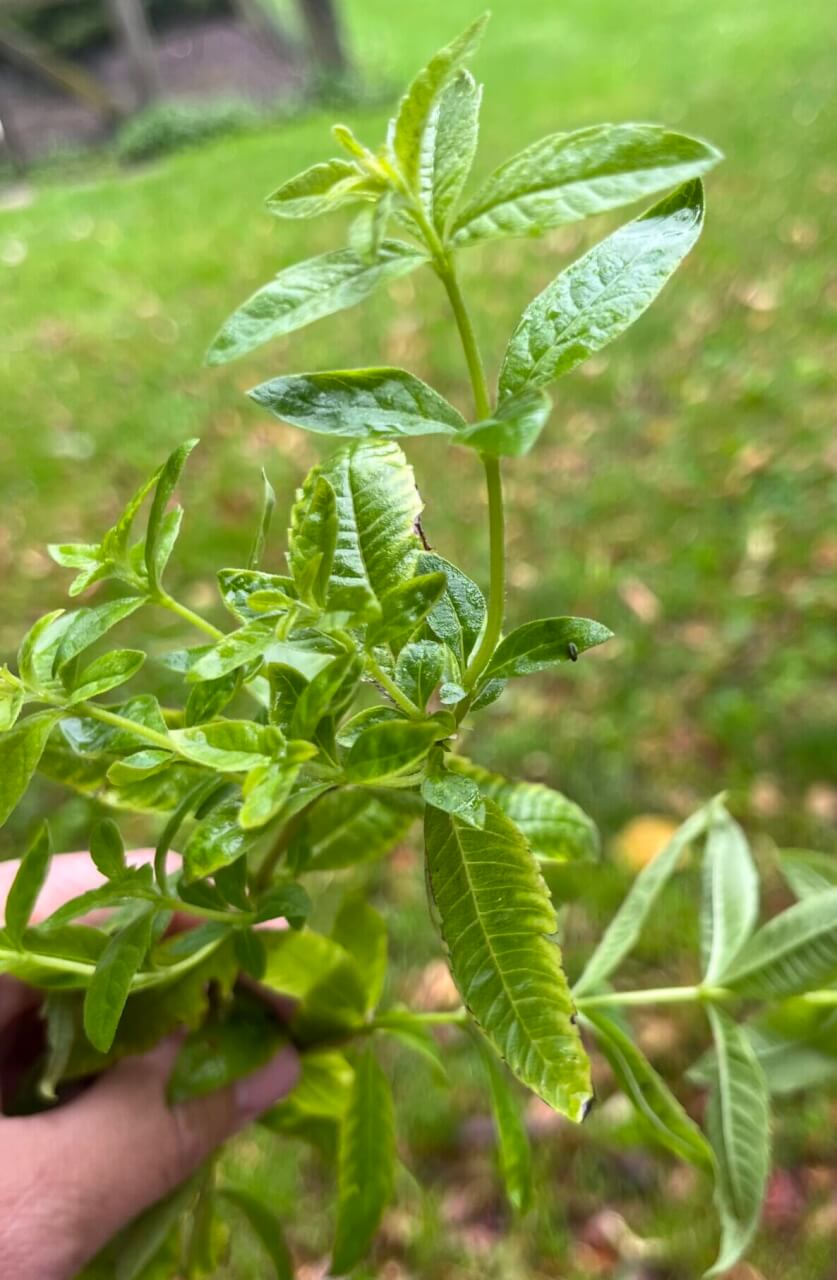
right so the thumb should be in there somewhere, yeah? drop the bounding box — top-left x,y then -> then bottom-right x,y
0,1036 -> 298,1280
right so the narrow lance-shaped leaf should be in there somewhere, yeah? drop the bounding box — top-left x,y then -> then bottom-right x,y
250,367 -> 465,441
777,849 -> 837,900
90,817 -> 126,879
4,822 -> 51,947
418,552 -> 486,671
420,69 -> 482,232
475,1039 -> 534,1214
453,123 -> 721,247
448,756 -> 599,862
0,711 -> 59,829
0,666 -> 24,732
332,894 -> 388,1012
719,887 -> 837,998
574,801 -> 713,996
206,242 -> 427,365
392,13 -> 489,190
53,597 -> 145,678
266,157 -> 368,219
582,1008 -> 714,1172
704,1007 -> 770,1277
67,649 -> 146,704
319,440 -> 424,604
457,389 -> 552,458
485,616 -> 613,681
248,469 -> 276,570
221,1188 -> 293,1280
499,180 -> 706,397
701,809 -> 759,983
345,718 -> 444,783
331,1047 -> 396,1275
425,800 -> 591,1121
145,439 -> 198,593
287,471 -> 338,609
83,906 -> 155,1053
368,571 -> 447,652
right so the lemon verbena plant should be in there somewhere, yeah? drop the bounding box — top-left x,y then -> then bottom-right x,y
2,15 -> 836,1278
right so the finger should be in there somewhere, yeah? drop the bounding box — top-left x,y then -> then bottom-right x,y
0,1035 -> 299,1280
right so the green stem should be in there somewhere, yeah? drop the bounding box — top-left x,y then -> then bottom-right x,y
576,985 -> 724,1009
155,591 -> 224,641
366,653 -> 423,719
67,700 -> 173,752
160,896 -> 252,927
435,260 -> 505,692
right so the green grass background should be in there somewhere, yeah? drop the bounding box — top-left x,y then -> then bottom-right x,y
2,0 -> 836,1275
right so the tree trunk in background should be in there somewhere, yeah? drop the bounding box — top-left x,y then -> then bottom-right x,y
106,0 -> 161,106
297,0 -> 347,75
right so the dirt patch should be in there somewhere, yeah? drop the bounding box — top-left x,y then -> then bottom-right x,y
1,16 -> 305,159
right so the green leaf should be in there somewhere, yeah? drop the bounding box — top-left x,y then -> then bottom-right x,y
392,13 -> 489,191
346,718 -> 444,782
250,367 -> 465,441
254,883 -> 312,930
448,757 -> 599,862
66,649 -> 146,704
206,242 -> 427,364
266,156 -> 367,219
4,822 -> 51,946
422,765 -> 484,822
0,666 -> 24,732
458,389 -> 552,458
475,1039 -> 533,1215
90,818 -> 127,879
248,469 -> 276,570
221,1188 -> 293,1280
289,787 -> 417,872
420,69 -> 482,233
319,440 -> 424,605
0,921 -> 107,989
368,571 -> 447,651
39,993 -> 76,1101
373,1009 -> 448,1082
83,906 -> 155,1052
183,800 -> 259,883
583,1008 -> 714,1172
395,640 -> 445,709
260,930 -> 367,1040
188,618 -> 275,682
145,439 -> 198,593
701,810 -> 759,984
53,597 -> 145,678
720,888 -> 837,997
39,868 -> 155,929
290,654 -> 361,739
288,471 -> 338,608
573,802 -> 712,996
18,609 -> 74,693
240,748 -> 315,830
417,552 -> 485,670
332,894 -> 388,1012
331,1047 -> 396,1275
111,1177 -> 201,1280
185,667 -> 242,726
168,990 -> 286,1103
704,1007 -> 770,1277
217,569 -> 296,622
425,800 -> 591,1120
485,616 -> 613,680
498,180 -> 706,397
0,711 -> 59,828
453,124 -> 720,247
778,849 -> 837,900
170,720 -> 284,772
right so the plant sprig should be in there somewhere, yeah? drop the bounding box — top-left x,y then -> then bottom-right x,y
3,15 -> 833,1279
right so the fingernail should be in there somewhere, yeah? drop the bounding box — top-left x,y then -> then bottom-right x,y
234,1045 -> 300,1122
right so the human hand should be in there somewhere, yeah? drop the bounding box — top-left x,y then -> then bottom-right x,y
0,851 -> 299,1280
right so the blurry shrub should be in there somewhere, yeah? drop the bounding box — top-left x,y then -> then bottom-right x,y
15,0 -> 228,56
115,97 -> 261,164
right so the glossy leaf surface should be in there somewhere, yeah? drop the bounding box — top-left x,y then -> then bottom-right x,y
425,800 -> 591,1120
453,124 -> 720,246
83,906 -> 155,1052
206,242 -> 427,364
485,616 -> 613,680
250,367 -> 465,440
499,180 -> 705,396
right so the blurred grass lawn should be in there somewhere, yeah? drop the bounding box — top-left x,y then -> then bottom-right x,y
3,0 -> 837,1275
